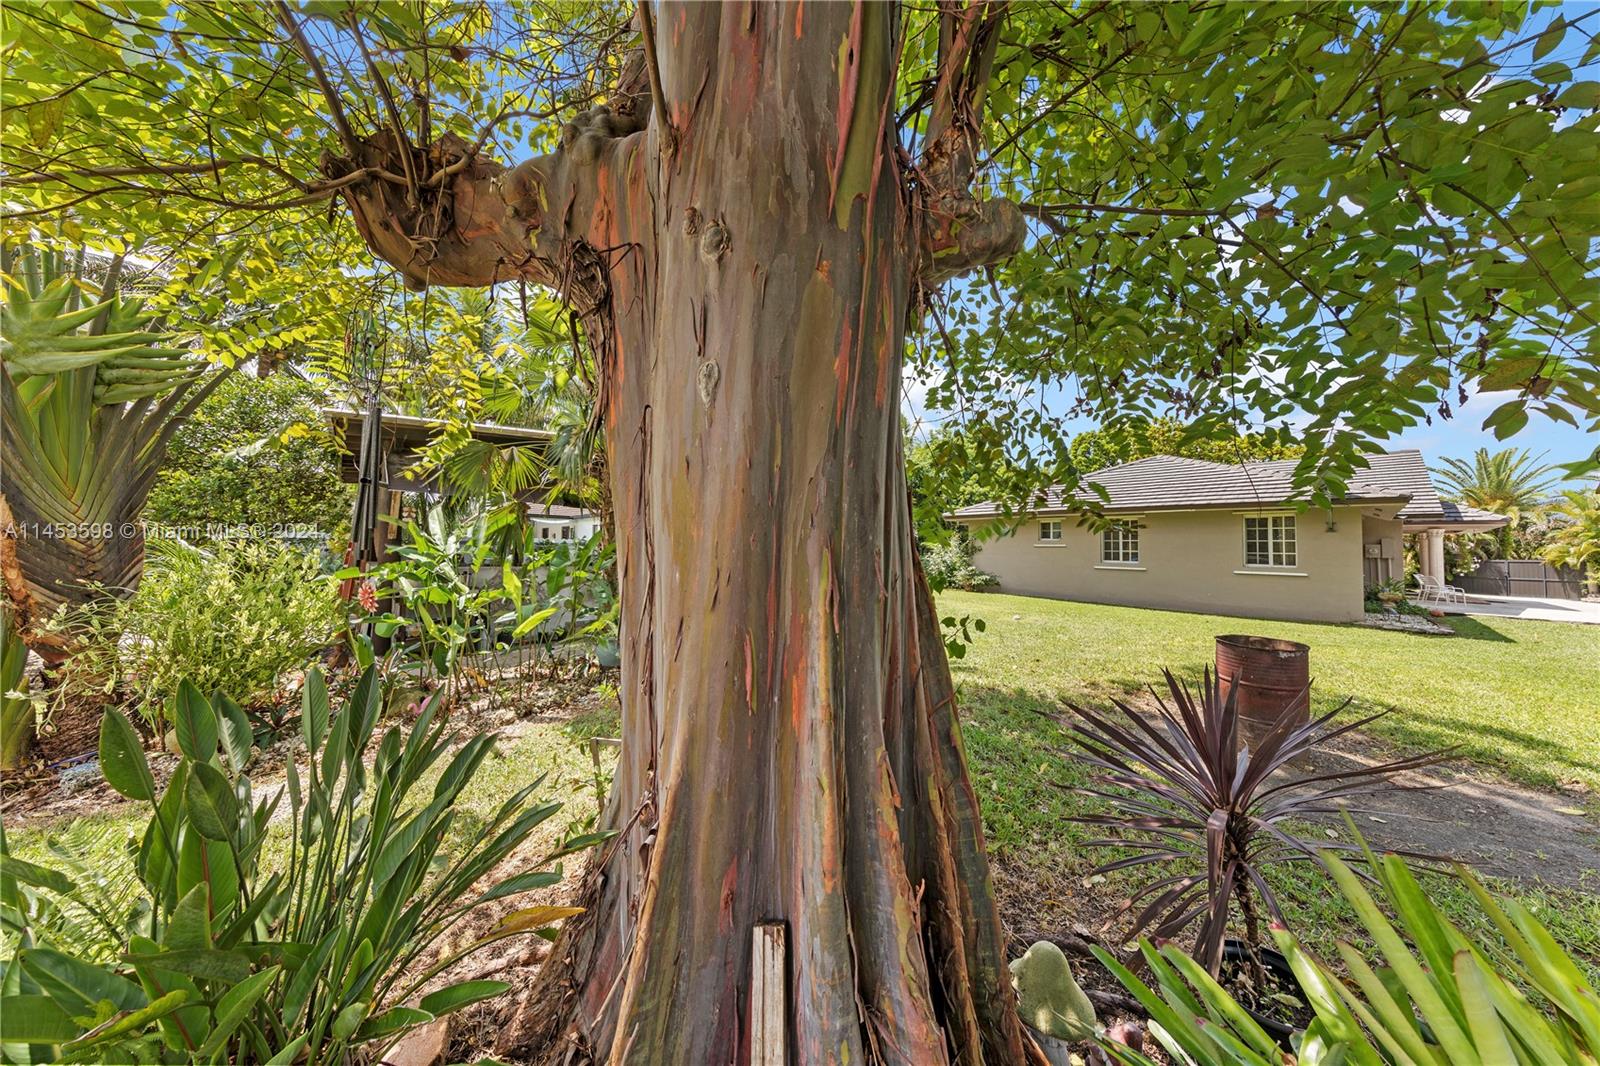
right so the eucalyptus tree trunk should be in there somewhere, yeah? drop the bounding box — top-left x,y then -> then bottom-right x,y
332,4 -> 1026,1062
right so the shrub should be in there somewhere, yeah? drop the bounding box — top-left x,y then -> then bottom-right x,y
145,371 -> 351,536
0,670 -> 597,1064
1363,577 -> 1429,616
920,534 -> 998,592
1094,831 -> 1600,1065
1061,669 -> 1451,973
46,539 -> 341,730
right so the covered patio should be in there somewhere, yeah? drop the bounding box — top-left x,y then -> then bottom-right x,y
1403,500 -> 1510,589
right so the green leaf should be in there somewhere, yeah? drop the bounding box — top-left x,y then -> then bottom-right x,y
511,606 -> 558,637
301,668 -> 329,751
61,989 -> 190,1052
185,761 -> 239,842
331,1000 -> 369,1041
354,1005 -> 434,1042
1453,951 -> 1516,1066
474,870 -> 561,905
173,680 -> 218,762
281,926 -> 339,1028
18,948 -> 146,1014
0,850 -> 75,895
99,709 -> 155,801
215,692 -> 253,773
0,993 -> 80,1042
1532,18 -> 1565,61
126,948 -> 252,984
418,979 -> 511,1017
163,884 -> 213,951
196,965 -> 279,1059
265,1034 -> 310,1065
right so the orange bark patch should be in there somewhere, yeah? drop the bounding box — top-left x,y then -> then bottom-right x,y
718,855 -> 740,933
833,320 -> 854,425
744,632 -> 754,713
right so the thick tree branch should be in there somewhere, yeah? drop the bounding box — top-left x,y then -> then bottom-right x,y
917,2 -> 1023,284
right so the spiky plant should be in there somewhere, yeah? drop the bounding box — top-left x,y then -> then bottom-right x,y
1062,669 -> 1452,974
0,243 -> 223,657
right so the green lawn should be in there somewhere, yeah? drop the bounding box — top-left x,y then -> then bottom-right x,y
941,590 -> 1600,795
940,589 -> 1600,971
8,598 -> 1596,978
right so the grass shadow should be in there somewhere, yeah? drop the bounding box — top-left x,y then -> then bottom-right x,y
1440,615 -> 1518,642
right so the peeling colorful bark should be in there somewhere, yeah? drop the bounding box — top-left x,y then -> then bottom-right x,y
332,3 -> 1029,1063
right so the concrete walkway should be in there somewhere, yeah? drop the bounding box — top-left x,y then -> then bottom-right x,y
1416,593 -> 1600,625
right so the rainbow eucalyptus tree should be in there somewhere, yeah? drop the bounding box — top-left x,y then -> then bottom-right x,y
5,2 -> 1596,1062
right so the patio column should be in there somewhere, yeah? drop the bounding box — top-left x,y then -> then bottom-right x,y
1421,528 -> 1446,582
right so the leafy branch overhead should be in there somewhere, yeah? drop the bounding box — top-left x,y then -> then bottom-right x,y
5,4 -> 1596,499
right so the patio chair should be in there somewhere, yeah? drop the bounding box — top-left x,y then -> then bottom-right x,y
1414,573 -> 1468,604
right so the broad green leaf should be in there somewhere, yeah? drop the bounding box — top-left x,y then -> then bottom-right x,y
163,884 -> 212,951
126,948 -> 252,984
173,680 -> 218,762
185,761 -> 240,842
473,870 -> 561,905
0,851 -> 74,895
331,1000 -> 369,1041
99,709 -> 155,802
0,993 -> 79,1042
215,692 -> 253,774
301,668 -> 329,752
18,948 -> 146,1015
196,965 -> 280,1058
418,979 -> 511,1017
353,1006 -> 434,1042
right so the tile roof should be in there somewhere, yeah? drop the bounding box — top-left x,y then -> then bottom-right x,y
948,449 -> 1443,519
527,503 -> 593,519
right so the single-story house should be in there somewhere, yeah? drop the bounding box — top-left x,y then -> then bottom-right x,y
945,450 -> 1507,623
528,502 -> 601,542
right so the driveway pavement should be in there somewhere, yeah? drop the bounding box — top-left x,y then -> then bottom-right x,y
1417,593 -> 1600,625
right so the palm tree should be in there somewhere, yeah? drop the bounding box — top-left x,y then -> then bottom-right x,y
434,292 -> 607,520
1433,447 -> 1562,557
1542,489 -> 1600,596
1,242 -> 224,659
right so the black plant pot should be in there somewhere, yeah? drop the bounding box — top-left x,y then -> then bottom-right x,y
1221,938 -> 1303,1051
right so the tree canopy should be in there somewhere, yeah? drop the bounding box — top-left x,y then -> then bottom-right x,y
4,1 -> 1596,505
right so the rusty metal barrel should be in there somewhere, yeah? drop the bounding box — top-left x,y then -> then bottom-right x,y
1215,635 -> 1310,748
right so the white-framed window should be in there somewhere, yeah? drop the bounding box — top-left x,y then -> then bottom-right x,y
1243,515 -> 1297,567
1101,521 -> 1140,564
561,526 -> 574,540
1038,520 -> 1063,542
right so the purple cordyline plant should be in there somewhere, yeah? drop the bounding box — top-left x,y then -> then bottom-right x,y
1062,667 -> 1454,974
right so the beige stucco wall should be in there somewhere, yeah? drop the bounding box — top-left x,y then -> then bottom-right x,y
1360,514 -> 1405,588
964,507 -> 1372,622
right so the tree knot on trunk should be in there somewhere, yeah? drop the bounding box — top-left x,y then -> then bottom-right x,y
697,360 -> 720,406
697,218 -> 730,265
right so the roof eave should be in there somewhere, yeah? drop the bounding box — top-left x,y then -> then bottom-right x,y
947,494 -> 1412,522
